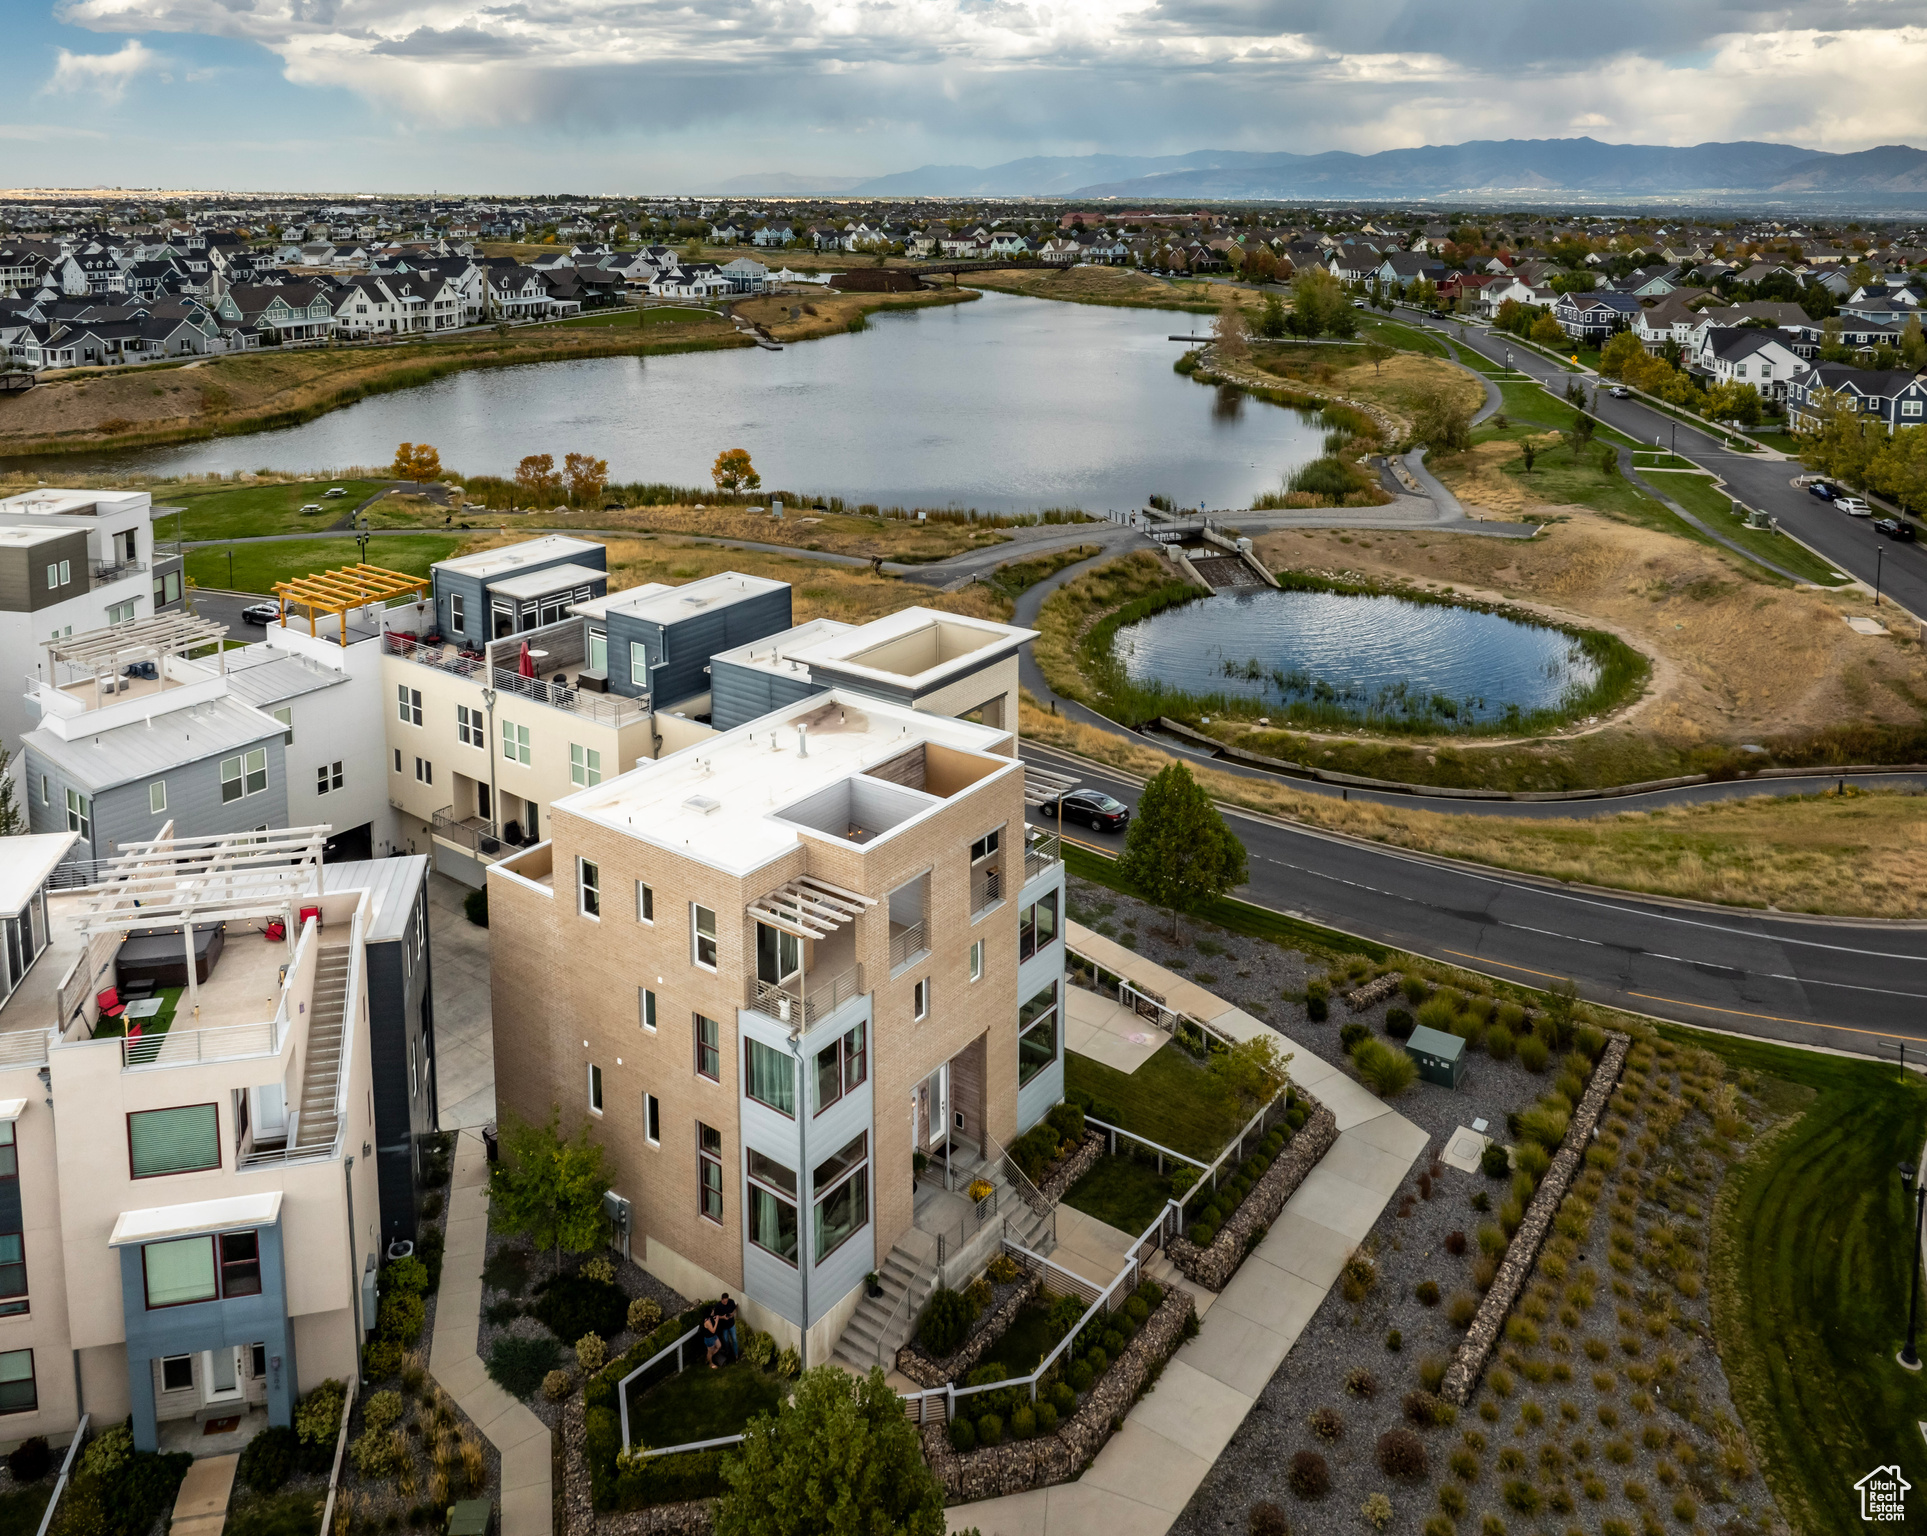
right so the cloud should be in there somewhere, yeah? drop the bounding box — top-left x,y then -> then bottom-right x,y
46,37 -> 162,99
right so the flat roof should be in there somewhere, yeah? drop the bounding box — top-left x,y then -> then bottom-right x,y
109,1190 -> 283,1246
571,582 -> 668,620
556,688 -> 1015,876
787,606 -> 1034,694
433,534 -> 604,581
224,650 -> 347,710
0,525 -> 76,550
324,856 -> 427,945
710,618 -> 854,679
0,489 -> 150,519
487,561 -> 607,602
575,570 -> 786,627
24,693 -> 286,792
0,833 -> 80,913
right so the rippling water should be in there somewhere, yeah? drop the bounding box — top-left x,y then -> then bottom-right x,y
70,290 -> 1327,514
1114,587 -> 1601,728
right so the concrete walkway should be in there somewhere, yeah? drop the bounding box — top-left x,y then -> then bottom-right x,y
169,1453 -> 237,1536
951,957 -> 1428,1536
428,1130 -> 553,1536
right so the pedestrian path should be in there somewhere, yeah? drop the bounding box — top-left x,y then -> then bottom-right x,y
169,1452 -> 237,1536
428,1130 -> 553,1536
951,952 -> 1429,1536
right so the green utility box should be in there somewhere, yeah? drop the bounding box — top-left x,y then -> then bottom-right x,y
448,1501 -> 492,1536
1405,1024 -> 1466,1088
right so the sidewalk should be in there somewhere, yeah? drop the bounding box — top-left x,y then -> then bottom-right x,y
951,949 -> 1428,1535
428,1130 -> 553,1536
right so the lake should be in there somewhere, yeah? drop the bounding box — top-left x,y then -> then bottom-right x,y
1112,586 -> 1605,732
82,290 -> 1326,514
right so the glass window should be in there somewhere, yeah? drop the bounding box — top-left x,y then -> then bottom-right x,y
695,1015 -> 720,1081
588,1063 -> 603,1113
589,629 -> 607,673
637,883 -> 654,923
397,685 -> 422,726
129,1105 -> 220,1177
747,1151 -> 798,1265
755,924 -> 800,986
1018,981 -> 1059,1087
579,859 -> 600,918
273,707 -> 293,746
64,790 -> 90,838
457,705 -> 484,748
639,987 -> 656,1031
812,1021 -> 866,1113
744,1038 -> 795,1116
160,1355 -> 193,1393
450,594 -> 465,632
316,761 -> 343,795
244,749 -> 267,796
143,1236 -> 217,1307
913,978 -> 929,1021
630,641 -> 650,689
219,1232 -> 261,1297
645,1094 -> 661,1145
692,904 -> 717,968
812,1133 -> 868,1259
148,781 -> 167,815
502,720 -> 530,765
969,940 -> 983,982
1020,890 -> 1058,961
0,1352 -> 33,1414
698,1123 -> 723,1222
570,743 -> 602,788
970,828 -> 1000,863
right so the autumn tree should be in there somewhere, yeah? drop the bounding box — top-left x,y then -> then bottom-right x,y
514,453 -> 562,503
1412,388 -> 1474,452
1529,311 -> 1567,348
1871,426 -> 1927,514
1292,269 -> 1348,338
563,452 -> 610,506
1213,301 -> 1249,362
391,442 -> 441,484
1598,331 -> 1645,378
712,448 -> 761,493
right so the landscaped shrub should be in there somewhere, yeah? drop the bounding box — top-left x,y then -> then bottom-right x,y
1249,1499 -> 1291,1536
1010,1406 -> 1037,1439
1486,1025 -> 1516,1061
1339,1022 -> 1370,1051
1068,1360 -> 1094,1392
543,1369 -> 574,1402
1519,1106 -> 1570,1150
1009,1124 -> 1063,1183
378,1289 -> 425,1345
384,1255 -> 430,1296
1287,1450 -> 1331,1498
1445,1229 -> 1467,1255
1403,1390 -> 1454,1428
1414,1280 -> 1440,1307
487,1334 -> 563,1398
1345,1367 -> 1376,1398
7,1438 -> 49,1484
1083,1346 -> 1109,1376
1414,994 -> 1459,1035
1401,974 -> 1430,1005
363,1389 -> 405,1433
1517,1034 -> 1550,1072
1384,1329 -> 1402,1352
1052,1381 -> 1077,1415
1480,1142 -> 1512,1177
50,1427 -> 190,1536
235,1426 -> 295,1493
949,1417 -> 977,1452
986,1251 -> 1023,1285
1123,1295 -> 1150,1326
1513,1141 -> 1550,1180
1307,1406 -> 1344,1441
293,1380 -> 347,1472
1377,1428 -> 1428,1479
1352,1038 -> 1417,1097
463,888 -> 488,926
1384,1007 -> 1415,1039
917,1287 -> 978,1356
1189,1222 -> 1218,1247
576,1333 -> 608,1372
627,1295 -> 662,1333
1447,1291 -> 1479,1329
1575,1023 -> 1607,1059
1045,1101 -> 1086,1144
531,1273 -> 629,1342
348,1424 -> 407,1482
977,1413 -> 1003,1446
1306,993 -> 1328,1022
964,1275 -> 994,1312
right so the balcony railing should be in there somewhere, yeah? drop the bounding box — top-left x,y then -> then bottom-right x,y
1024,831 -> 1061,883
888,920 -> 928,972
745,963 -> 864,1030
970,867 -> 1002,916
430,806 -> 511,861
92,557 -> 147,583
383,632 -> 649,729
124,1015 -> 281,1069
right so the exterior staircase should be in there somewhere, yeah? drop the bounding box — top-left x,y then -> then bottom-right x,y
290,943 -> 351,1157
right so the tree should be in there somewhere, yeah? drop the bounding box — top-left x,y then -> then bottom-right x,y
1705,381 -> 1764,428
1210,1034 -> 1292,1113
1213,301 -> 1248,362
1292,269 -> 1346,338
714,1365 -> 946,1536
1819,317 -> 1852,364
488,1108 -> 610,1276
1798,386 -> 1878,487
1871,425 -> 1927,514
1363,340 -> 1394,376
563,452 -> 610,506
1519,438 -> 1539,475
1411,388 -> 1474,453
1598,331 -> 1644,379
1529,311 -> 1566,348
1116,763 -> 1248,940
1257,293 -> 1287,339
390,442 -> 441,485
0,748 -> 21,837
712,448 -> 761,494
515,453 -> 561,503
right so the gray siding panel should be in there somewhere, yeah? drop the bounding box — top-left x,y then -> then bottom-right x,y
27,735 -> 289,854
709,659 -> 825,733
0,531 -> 92,614
610,587 -> 794,706
365,865 -> 435,1246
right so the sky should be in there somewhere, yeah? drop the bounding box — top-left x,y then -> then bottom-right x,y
10,0 -> 1927,193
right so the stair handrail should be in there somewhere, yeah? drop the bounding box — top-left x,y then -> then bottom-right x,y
314,907 -> 366,1159
982,1127 -> 1051,1217
871,1258 -> 935,1369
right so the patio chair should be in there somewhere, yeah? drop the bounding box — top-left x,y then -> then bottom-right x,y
263,919 -> 286,942
298,905 -> 322,931
95,987 -> 126,1020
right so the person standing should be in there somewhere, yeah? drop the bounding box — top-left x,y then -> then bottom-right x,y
715,1292 -> 740,1362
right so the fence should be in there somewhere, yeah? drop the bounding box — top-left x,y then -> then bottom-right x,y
124,1015 -> 281,1068
31,1414 -> 89,1536
888,921 -> 928,972
1089,1079 -> 1294,1236
1066,943 -> 1238,1053
319,1381 -> 356,1536
617,1324 -> 753,1455
383,631 -> 648,729
745,963 -> 864,1029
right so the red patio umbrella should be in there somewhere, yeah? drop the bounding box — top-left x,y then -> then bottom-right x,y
517,640 -> 535,679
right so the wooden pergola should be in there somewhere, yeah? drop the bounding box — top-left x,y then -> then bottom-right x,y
272,563 -> 428,646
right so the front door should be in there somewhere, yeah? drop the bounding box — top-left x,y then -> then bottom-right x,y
200,1346 -> 244,1408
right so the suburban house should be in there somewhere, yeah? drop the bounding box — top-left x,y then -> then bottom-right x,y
1553,290 -> 1643,342
1691,328 -> 1806,399
214,284 -> 337,344
1785,363 -> 1927,433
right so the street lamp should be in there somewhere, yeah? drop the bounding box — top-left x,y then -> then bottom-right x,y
1877,545 -> 1886,608
1901,1160 -> 1926,1369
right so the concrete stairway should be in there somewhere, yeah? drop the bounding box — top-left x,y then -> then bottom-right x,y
833,1240 -> 933,1373
291,943 -> 351,1156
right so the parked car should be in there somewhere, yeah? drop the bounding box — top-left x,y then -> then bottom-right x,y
1875,518 -> 1917,541
1609,385 -> 1631,399
324,486 -> 348,497
241,602 -> 282,625
298,502 -> 323,513
1037,789 -> 1131,832
1807,481 -> 1836,500
1836,496 -> 1873,517
1351,299 -> 1368,308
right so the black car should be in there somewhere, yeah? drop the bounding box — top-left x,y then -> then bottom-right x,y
1040,789 -> 1131,831
1807,481 -> 1836,501
241,602 -> 283,625
1875,518 -> 1917,541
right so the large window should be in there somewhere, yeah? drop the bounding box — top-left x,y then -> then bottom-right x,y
457,705 -> 485,749
219,1232 -> 261,1297
570,744 -> 602,788
630,641 -> 650,690
1018,982 -> 1059,1087
812,1133 -> 869,1260
397,685 -> 422,726
64,789 -> 90,839
316,761 -> 344,795
142,1236 -> 217,1307
220,749 -> 267,804
698,1123 -> 724,1223
0,1352 -> 34,1415
746,1151 -> 798,1265
129,1104 -> 220,1178
695,1015 -> 721,1081
755,924 -> 800,987
1019,890 -> 1058,962
579,858 -> 601,918
692,904 -> 718,969
745,1038 -> 795,1117
0,1124 -> 24,1315
502,720 -> 531,765
812,1021 -> 866,1114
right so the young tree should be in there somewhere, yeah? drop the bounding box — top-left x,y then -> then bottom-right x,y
1363,340 -> 1394,376
1871,425 -> 1927,514
1519,438 -> 1539,475
563,452 -> 610,506
0,748 -> 22,838
1903,315 -> 1927,371
1257,293 -> 1287,339
1212,301 -> 1249,362
1598,331 -> 1644,379
514,453 -> 561,503
391,442 -> 442,485
1116,762 -> 1248,940
1529,311 -> 1566,348
714,1365 -> 946,1536
488,1108 -> 610,1276
1210,1034 -> 1292,1113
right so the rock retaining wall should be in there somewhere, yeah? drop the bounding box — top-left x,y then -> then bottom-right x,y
921,1288 -> 1196,1504
561,1396 -> 714,1536
1036,1129 -> 1105,1206
1345,974 -> 1402,1012
1166,1093 -> 1338,1291
896,1271 -> 1042,1388
1441,1032 -> 1632,1405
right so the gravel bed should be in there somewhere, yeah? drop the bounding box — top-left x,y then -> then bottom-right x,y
476,1223 -> 690,1433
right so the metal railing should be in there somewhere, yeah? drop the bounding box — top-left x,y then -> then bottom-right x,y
124,1015 -> 281,1068
31,1413 -> 88,1536
970,868 -> 1001,915
1090,1079 -> 1294,1233
744,963 -> 863,1029
0,1030 -> 52,1071
383,632 -> 649,729
92,557 -> 147,583
430,807 -> 510,860
1023,831 -> 1062,883
870,1263 -> 937,1370
617,1323 -> 751,1454
888,921 -> 927,972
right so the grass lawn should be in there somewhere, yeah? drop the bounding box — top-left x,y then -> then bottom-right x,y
187,534 -> 465,595
223,1492 -> 322,1536
979,1297 -> 1075,1376
1500,440 -> 1666,523
92,986 -> 181,1040
1660,472 -> 1853,586
1066,1045 -> 1250,1162
1631,452 -> 1699,471
625,1359 -> 783,1449
1356,315 -> 1450,358
1062,1153 -> 1174,1236
1678,1025 -> 1927,1536
157,480 -> 387,542
975,545 -> 1103,608
529,306 -> 714,331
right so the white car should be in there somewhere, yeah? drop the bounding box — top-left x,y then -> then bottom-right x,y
299,502 -> 323,514
1836,496 -> 1873,517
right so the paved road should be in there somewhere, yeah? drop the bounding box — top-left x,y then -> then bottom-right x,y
1023,741 -> 1927,1056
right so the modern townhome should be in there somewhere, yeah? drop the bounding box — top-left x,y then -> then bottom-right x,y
0,826 -> 436,1453
484,677 -> 1066,1369
0,488 -> 174,768
1785,362 -> 1927,433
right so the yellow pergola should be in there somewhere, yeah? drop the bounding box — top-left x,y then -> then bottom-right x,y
272,563 -> 429,645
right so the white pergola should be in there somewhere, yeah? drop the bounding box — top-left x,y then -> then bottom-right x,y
73,824 -> 332,1021
746,874 -> 875,941
42,612 -> 229,707
1022,764 -> 1080,809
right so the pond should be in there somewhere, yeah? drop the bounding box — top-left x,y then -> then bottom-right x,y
71,290 -> 1327,514
1111,585 -> 1615,733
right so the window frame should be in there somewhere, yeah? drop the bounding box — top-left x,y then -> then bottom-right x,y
1017,981 -> 1060,1088
644,1093 -> 661,1146
450,593 -> 465,633
218,1230 -> 262,1298
588,1062 -> 604,1115
636,882 -> 654,924
691,904 -> 718,970
969,939 -> 984,983
912,977 -> 930,1021
456,704 -> 485,749
746,1150 -> 799,1266
744,1036 -> 796,1118
811,1021 -> 866,1116
501,719 -> 531,765
127,1103 -> 221,1179
148,780 -> 167,816
159,1354 -> 194,1394
697,1122 -> 724,1224
140,1235 -> 218,1310
811,1132 -> 870,1261
639,987 -> 657,1032
1019,889 -> 1059,962
0,1351 -> 35,1416
397,684 -> 423,727
414,756 -> 433,786
694,1014 -> 721,1082
569,742 -> 602,788
578,858 -> 601,919
316,761 -> 343,796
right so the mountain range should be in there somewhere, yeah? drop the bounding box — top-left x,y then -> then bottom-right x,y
715,138 -> 1927,203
